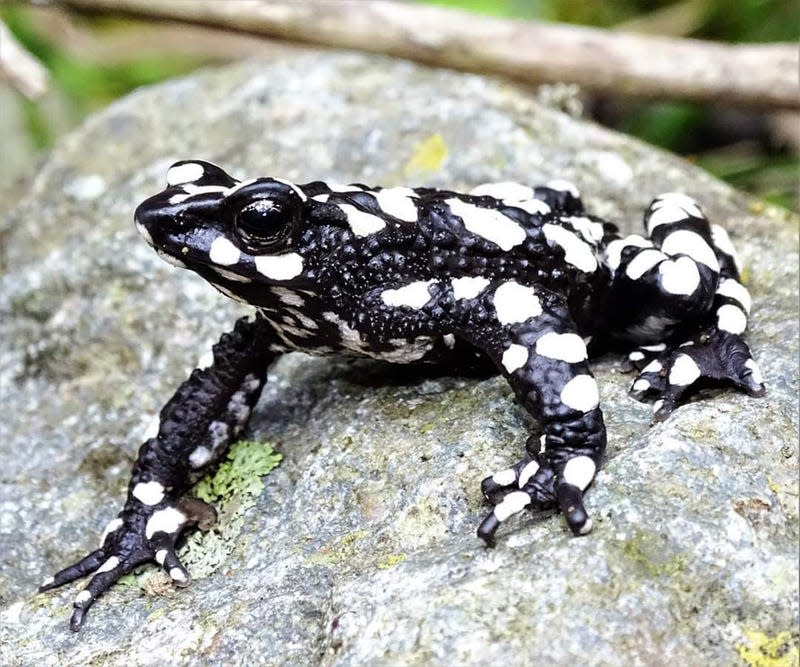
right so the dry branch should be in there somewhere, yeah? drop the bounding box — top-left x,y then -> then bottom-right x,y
0,19 -> 49,99
59,0 -> 799,110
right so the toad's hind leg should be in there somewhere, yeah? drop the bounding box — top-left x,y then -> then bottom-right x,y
606,194 -> 765,420
457,283 -> 606,542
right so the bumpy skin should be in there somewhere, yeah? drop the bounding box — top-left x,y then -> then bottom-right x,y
40,161 -> 765,630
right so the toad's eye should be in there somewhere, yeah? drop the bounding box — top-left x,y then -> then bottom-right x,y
234,199 -> 292,250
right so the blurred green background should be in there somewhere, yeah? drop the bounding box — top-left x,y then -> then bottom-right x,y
2,0 -> 797,209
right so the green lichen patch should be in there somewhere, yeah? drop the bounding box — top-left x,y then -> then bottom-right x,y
308,529 -> 368,567
404,133 -> 447,177
115,440 -> 282,588
675,422 -> 720,445
736,630 -> 799,667
179,440 -> 282,578
619,531 -> 689,578
193,439 -> 283,504
377,553 -> 408,570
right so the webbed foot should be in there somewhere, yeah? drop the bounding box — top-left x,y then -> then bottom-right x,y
628,330 -> 765,421
39,497 -> 216,631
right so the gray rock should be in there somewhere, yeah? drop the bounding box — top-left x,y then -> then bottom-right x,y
0,53 -> 797,667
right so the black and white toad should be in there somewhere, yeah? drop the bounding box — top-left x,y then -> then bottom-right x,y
40,161 -> 765,630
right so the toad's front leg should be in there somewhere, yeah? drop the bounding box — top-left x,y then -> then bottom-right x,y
457,284 -> 607,543
39,316 -> 278,630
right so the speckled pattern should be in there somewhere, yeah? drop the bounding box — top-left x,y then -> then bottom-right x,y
1,54 -> 797,667
41,156 -> 764,630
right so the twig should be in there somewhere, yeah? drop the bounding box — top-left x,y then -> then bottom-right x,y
57,0 -> 799,110
0,19 -> 49,100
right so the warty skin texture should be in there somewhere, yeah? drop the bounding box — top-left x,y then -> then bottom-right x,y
41,161 -> 765,630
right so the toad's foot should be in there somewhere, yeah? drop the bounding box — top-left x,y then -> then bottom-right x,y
629,329 -> 765,422
478,450 -> 597,544
39,497 -> 216,631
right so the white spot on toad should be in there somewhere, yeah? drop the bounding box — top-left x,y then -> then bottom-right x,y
501,344 -> 529,373
338,203 -> 386,236
716,278 -> 751,314
542,223 -> 598,273
668,354 -> 701,386
661,230 -> 720,272
492,468 -> 517,486
189,446 -> 213,469
626,249 -> 667,280
717,304 -> 747,334
167,162 -> 205,186
642,359 -> 663,373
745,359 -> 764,384
145,507 -> 187,539
470,181 -> 534,201
96,556 -> 120,574
451,276 -> 490,301
567,216 -> 605,244
711,224 -> 740,269
447,198 -> 526,251
506,198 -> 551,215
560,375 -> 600,413
209,237 -> 241,266
658,256 -> 700,295
373,187 -> 419,222
605,235 -> 652,272
75,590 -> 92,605
99,517 -> 123,547
518,460 -> 540,488
563,456 -> 596,490
169,567 -> 188,583
272,287 -> 305,307
535,332 -> 587,363
254,253 -> 304,280
494,490 -> 532,522
381,280 -> 436,309
132,481 -> 165,506
493,282 -> 542,325
546,179 -> 580,197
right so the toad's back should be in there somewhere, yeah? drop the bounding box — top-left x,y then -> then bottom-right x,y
290,180 -> 617,340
